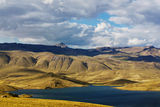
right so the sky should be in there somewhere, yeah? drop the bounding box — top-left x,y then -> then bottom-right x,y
0,0 -> 160,48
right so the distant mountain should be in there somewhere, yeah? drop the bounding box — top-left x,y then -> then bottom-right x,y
0,43 -> 159,56
0,43 -> 119,56
118,46 -> 160,56
55,42 -> 68,48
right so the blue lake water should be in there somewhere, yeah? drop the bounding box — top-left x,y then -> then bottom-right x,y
11,86 -> 160,107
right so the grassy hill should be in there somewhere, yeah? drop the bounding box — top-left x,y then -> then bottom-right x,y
0,67 -> 91,89
116,79 -> 160,91
0,50 -> 160,89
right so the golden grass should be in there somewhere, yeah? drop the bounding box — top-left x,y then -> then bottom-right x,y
0,98 -> 112,107
115,79 -> 160,91
0,66 -> 89,89
1,50 -> 160,85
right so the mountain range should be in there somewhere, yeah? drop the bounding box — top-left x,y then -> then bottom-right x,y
0,43 -> 160,90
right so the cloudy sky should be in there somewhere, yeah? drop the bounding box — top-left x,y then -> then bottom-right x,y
0,0 -> 160,48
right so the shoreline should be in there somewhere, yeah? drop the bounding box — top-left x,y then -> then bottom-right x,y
2,84 -> 160,107
0,85 -> 113,107
114,86 -> 160,91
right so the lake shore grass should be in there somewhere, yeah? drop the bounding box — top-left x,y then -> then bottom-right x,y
115,86 -> 160,91
0,98 -> 112,107
112,79 -> 160,91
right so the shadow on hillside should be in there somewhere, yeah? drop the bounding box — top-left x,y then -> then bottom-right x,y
46,72 -> 92,85
18,68 -> 45,73
126,55 -> 160,62
0,43 -> 120,56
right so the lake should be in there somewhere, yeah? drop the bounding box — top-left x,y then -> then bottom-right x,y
11,86 -> 160,107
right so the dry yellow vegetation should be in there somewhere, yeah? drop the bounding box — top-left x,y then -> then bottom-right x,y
1,51 -> 160,80
1,50 -> 160,89
0,66 -> 90,89
1,50 -> 160,92
0,98 -> 111,107
115,79 -> 160,91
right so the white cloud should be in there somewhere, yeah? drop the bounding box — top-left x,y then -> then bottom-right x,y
19,37 -> 47,44
128,38 -> 146,46
0,0 -> 5,4
109,17 -> 132,25
42,0 -> 54,4
91,36 -> 113,47
0,0 -> 160,48
95,22 -> 110,32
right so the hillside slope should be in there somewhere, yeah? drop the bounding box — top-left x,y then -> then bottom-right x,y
0,43 -> 160,90
0,50 -> 160,89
